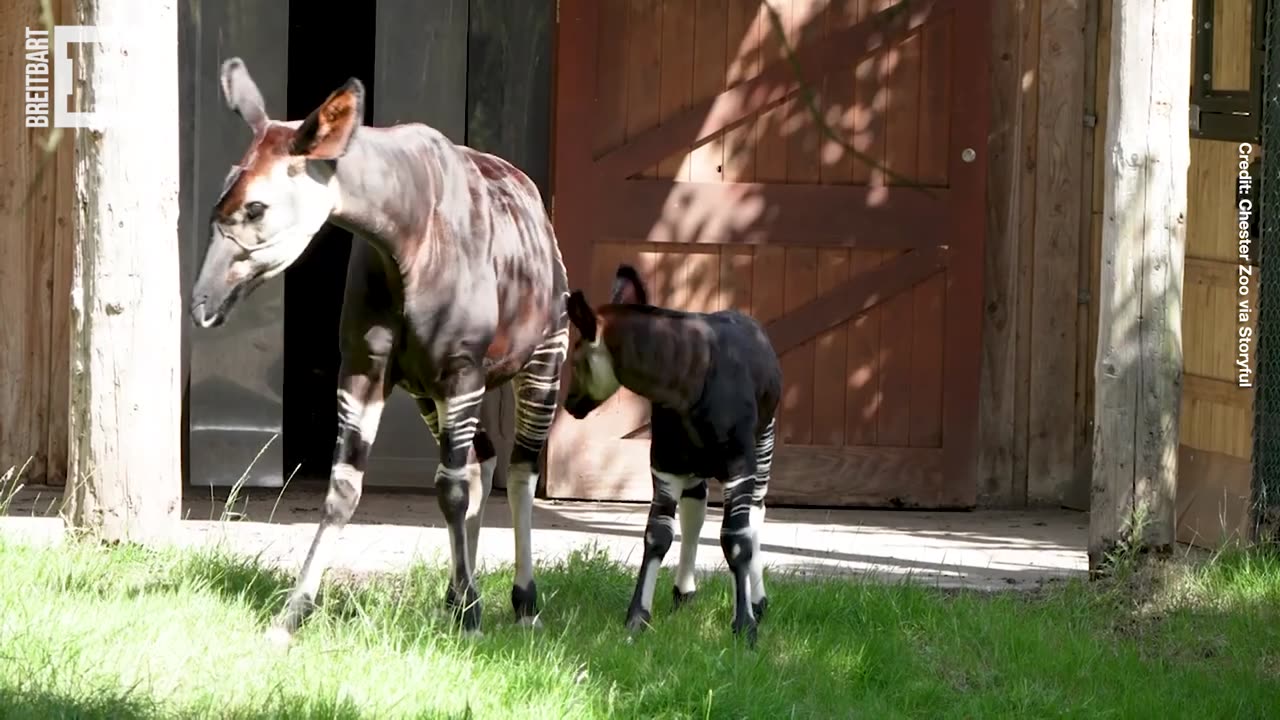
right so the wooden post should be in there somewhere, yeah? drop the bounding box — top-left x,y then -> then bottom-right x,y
1090,0 -> 1192,571
63,0 -> 182,544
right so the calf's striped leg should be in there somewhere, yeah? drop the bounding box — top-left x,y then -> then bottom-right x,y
672,478 -> 708,609
506,325 -> 568,625
750,418 -> 775,623
433,377 -> 489,634
625,470 -> 686,632
719,456 -> 761,647
267,362 -> 388,645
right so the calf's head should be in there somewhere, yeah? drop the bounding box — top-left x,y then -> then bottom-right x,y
563,264 -> 648,419
189,58 -> 363,328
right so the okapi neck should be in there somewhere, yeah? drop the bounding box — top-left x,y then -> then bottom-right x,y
326,127 -> 442,265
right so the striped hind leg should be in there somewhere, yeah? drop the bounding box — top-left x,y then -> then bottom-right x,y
507,325 -> 570,625
430,373 -> 490,633
750,417 -> 775,623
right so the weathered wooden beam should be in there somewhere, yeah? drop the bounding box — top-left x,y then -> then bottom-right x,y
64,0 -> 182,543
1090,0 -> 1191,571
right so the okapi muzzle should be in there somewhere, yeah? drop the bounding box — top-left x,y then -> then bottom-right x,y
189,57 -> 357,328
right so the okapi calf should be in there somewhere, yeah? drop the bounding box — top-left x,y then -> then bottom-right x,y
189,59 -> 570,642
562,265 -> 782,646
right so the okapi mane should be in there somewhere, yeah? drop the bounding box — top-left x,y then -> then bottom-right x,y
599,305 -> 713,409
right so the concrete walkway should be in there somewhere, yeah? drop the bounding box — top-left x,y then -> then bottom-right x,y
2,486 -> 1088,591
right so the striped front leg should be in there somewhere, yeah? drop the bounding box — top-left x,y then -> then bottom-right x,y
267,361 -> 388,645
626,470 -> 687,633
433,378 -> 488,634
506,325 -> 569,625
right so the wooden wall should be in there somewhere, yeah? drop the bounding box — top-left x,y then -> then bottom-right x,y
0,0 -> 74,487
0,0 -> 1261,525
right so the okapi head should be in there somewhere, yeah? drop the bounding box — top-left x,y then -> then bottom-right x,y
563,264 -> 649,419
189,57 -> 363,328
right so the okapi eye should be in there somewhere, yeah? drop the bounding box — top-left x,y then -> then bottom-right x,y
244,201 -> 267,221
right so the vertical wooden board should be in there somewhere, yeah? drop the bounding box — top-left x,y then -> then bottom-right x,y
877,265 -> 914,446
719,246 -> 755,313
751,246 -> 788,324
1212,0 -> 1253,90
813,249 -> 850,445
876,20 -> 919,447
689,0 -> 729,184
1012,0 -> 1042,505
754,2 -> 788,182
909,271 -> 945,447
627,0 -> 664,180
47,0 -> 75,485
666,249 -> 695,310
916,15 -> 951,186
977,0 -> 1029,502
883,30 -> 921,185
636,246 -> 685,307
724,0 -> 761,181
851,1 -> 889,187
594,0 -> 631,155
683,248 -> 723,313
657,0 -> 696,178
1027,0 -> 1085,504
780,249 -> 818,445
846,250 -> 884,444
785,0 -> 826,184
819,0 -> 860,184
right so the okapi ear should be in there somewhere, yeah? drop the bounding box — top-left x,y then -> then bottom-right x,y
566,290 -> 598,342
610,264 -> 648,305
220,57 -> 269,134
291,77 -> 364,160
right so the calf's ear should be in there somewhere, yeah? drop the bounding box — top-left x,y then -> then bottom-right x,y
566,290 -> 598,342
610,264 -> 648,305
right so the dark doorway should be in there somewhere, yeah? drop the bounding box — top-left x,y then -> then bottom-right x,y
281,0 -> 378,483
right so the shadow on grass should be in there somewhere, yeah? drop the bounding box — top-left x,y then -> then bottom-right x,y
0,688 -> 478,720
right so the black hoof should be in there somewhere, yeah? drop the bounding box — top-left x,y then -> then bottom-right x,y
672,587 -> 697,610
273,592 -> 316,635
624,608 -> 652,634
445,584 -> 482,633
511,580 -> 539,622
752,597 -> 769,624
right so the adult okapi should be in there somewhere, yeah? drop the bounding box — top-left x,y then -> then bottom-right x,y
562,265 -> 782,646
189,58 -> 569,643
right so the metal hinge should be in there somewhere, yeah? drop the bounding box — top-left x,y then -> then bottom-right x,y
1078,289 -> 1090,305
1083,113 -> 1096,128
1189,103 -> 1201,132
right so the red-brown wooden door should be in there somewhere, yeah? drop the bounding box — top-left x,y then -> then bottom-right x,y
546,0 -> 989,508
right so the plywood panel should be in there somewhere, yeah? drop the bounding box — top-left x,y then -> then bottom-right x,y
689,0 -> 730,184
813,249 -> 851,445
627,0 -> 664,180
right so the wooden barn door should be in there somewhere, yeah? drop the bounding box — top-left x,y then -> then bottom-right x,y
547,0 -> 989,508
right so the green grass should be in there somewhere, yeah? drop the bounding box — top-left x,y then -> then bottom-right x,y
0,535 -> 1277,719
